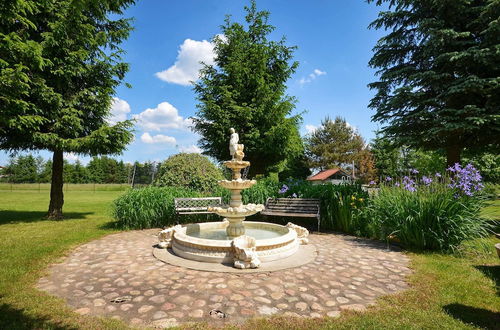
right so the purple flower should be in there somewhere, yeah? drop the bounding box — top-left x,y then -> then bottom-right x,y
279,184 -> 289,194
394,182 -> 400,187
422,176 -> 432,185
385,176 -> 392,182
369,180 -> 376,185
291,193 -> 298,198
447,163 -> 483,197
402,176 -> 417,192
435,172 -> 442,178
410,169 -> 419,174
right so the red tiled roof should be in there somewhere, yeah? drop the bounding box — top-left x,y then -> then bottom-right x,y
307,168 -> 344,181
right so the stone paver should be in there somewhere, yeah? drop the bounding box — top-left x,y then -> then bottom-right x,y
37,230 -> 411,327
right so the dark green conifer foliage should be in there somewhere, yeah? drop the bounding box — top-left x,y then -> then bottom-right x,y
0,0 -> 136,218
368,0 -> 500,166
192,1 -> 303,176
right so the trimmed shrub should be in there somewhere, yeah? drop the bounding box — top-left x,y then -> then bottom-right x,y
154,153 -> 223,192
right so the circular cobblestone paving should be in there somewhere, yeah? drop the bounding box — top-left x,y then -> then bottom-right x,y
37,230 -> 411,328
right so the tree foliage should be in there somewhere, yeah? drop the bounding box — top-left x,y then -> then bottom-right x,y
154,153 -> 223,192
0,0 -> 136,218
305,117 -> 365,171
368,0 -> 500,166
192,1 -> 302,176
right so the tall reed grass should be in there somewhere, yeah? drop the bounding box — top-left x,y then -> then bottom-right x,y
360,183 -> 491,251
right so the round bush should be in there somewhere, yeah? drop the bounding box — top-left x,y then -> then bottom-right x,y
154,153 -> 223,192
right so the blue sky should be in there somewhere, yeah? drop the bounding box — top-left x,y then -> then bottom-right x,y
1,0 -> 388,165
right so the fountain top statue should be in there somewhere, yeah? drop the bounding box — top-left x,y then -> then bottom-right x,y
229,128 -> 245,162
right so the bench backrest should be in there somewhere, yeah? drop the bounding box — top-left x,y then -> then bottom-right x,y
174,197 -> 222,213
265,198 -> 320,215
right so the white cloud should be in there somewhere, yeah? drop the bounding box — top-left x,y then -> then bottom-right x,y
155,39 -> 215,86
140,132 -> 176,145
299,68 -> 327,85
179,145 -> 202,154
305,124 -> 317,134
107,97 -> 131,125
134,102 -> 191,132
64,152 -> 79,162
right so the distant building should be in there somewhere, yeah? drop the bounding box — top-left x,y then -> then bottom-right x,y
307,168 -> 352,185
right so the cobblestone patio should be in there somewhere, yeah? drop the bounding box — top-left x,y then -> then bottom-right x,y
37,230 -> 411,328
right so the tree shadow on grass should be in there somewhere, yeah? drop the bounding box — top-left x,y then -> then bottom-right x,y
443,303 -> 500,330
0,210 -> 93,225
0,302 -> 77,330
475,265 -> 500,296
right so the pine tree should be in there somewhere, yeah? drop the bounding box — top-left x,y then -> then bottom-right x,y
368,0 -> 500,167
192,1 -> 302,176
0,0 -> 135,218
305,117 -> 365,171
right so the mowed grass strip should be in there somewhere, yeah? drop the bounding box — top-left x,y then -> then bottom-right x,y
0,190 -> 127,329
0,191 -> 499,329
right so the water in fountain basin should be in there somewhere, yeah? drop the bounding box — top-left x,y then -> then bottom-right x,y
188,228 -> 283,240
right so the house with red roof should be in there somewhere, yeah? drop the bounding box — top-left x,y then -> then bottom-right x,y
306,168 -> 352,185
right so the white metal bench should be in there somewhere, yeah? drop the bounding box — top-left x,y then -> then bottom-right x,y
174,197 -> 223,221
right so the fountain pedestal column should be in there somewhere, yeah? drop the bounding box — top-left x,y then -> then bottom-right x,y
225,216 -> 245,237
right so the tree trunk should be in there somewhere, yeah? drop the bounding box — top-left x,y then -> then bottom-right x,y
446,144 -> 462,168
47,150 -> 64,219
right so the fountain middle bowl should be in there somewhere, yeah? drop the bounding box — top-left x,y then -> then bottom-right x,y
171,221 -> 299,264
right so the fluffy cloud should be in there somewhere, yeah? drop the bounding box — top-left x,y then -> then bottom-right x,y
64,152 -> 79,162
140,132 -> 176,145
299,68 -> 327,85
156,39 -> 215,86
134,102 -> 191,132
179,145 -> 202,154
305,124 -> 318,134
107,97 -> 131,125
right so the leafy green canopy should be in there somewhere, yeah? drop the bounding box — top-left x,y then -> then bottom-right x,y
192,1 -> 303,176
0,0 -> 135,155
368,0 -> 500,165
154,153 -> 223,193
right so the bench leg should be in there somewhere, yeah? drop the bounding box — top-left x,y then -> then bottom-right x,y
317,217 -> 320,233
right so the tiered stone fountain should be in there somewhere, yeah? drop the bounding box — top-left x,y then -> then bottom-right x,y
157,129 -> 308,269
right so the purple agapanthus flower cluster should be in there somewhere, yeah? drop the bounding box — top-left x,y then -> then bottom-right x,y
385,176 -> 392,182
279,184 -> 289,194
402,176 -> 417,192
422,176 -> 433,186
447,163 -> 483,197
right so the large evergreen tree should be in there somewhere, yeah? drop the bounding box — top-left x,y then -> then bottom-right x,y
368,0 -> 500,167
192,1 -> 303,176
0,0 -> 135,218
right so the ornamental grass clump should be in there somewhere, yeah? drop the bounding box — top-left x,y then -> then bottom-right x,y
279,180 -> 368,233
362,164 -> 491,251
112,186 -> 204,229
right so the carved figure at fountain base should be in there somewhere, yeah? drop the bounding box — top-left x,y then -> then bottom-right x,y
232,235 -> 261,269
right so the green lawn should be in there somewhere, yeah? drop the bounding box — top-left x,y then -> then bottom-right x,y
0,191 -> 499,329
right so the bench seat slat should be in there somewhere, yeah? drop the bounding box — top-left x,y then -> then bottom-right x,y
261,211 -> 318,218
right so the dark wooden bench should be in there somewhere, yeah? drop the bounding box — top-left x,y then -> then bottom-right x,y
261,198 -> 321,231
174,197 -> 222,221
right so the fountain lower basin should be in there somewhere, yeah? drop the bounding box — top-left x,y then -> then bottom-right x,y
171,221 -> 299,263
